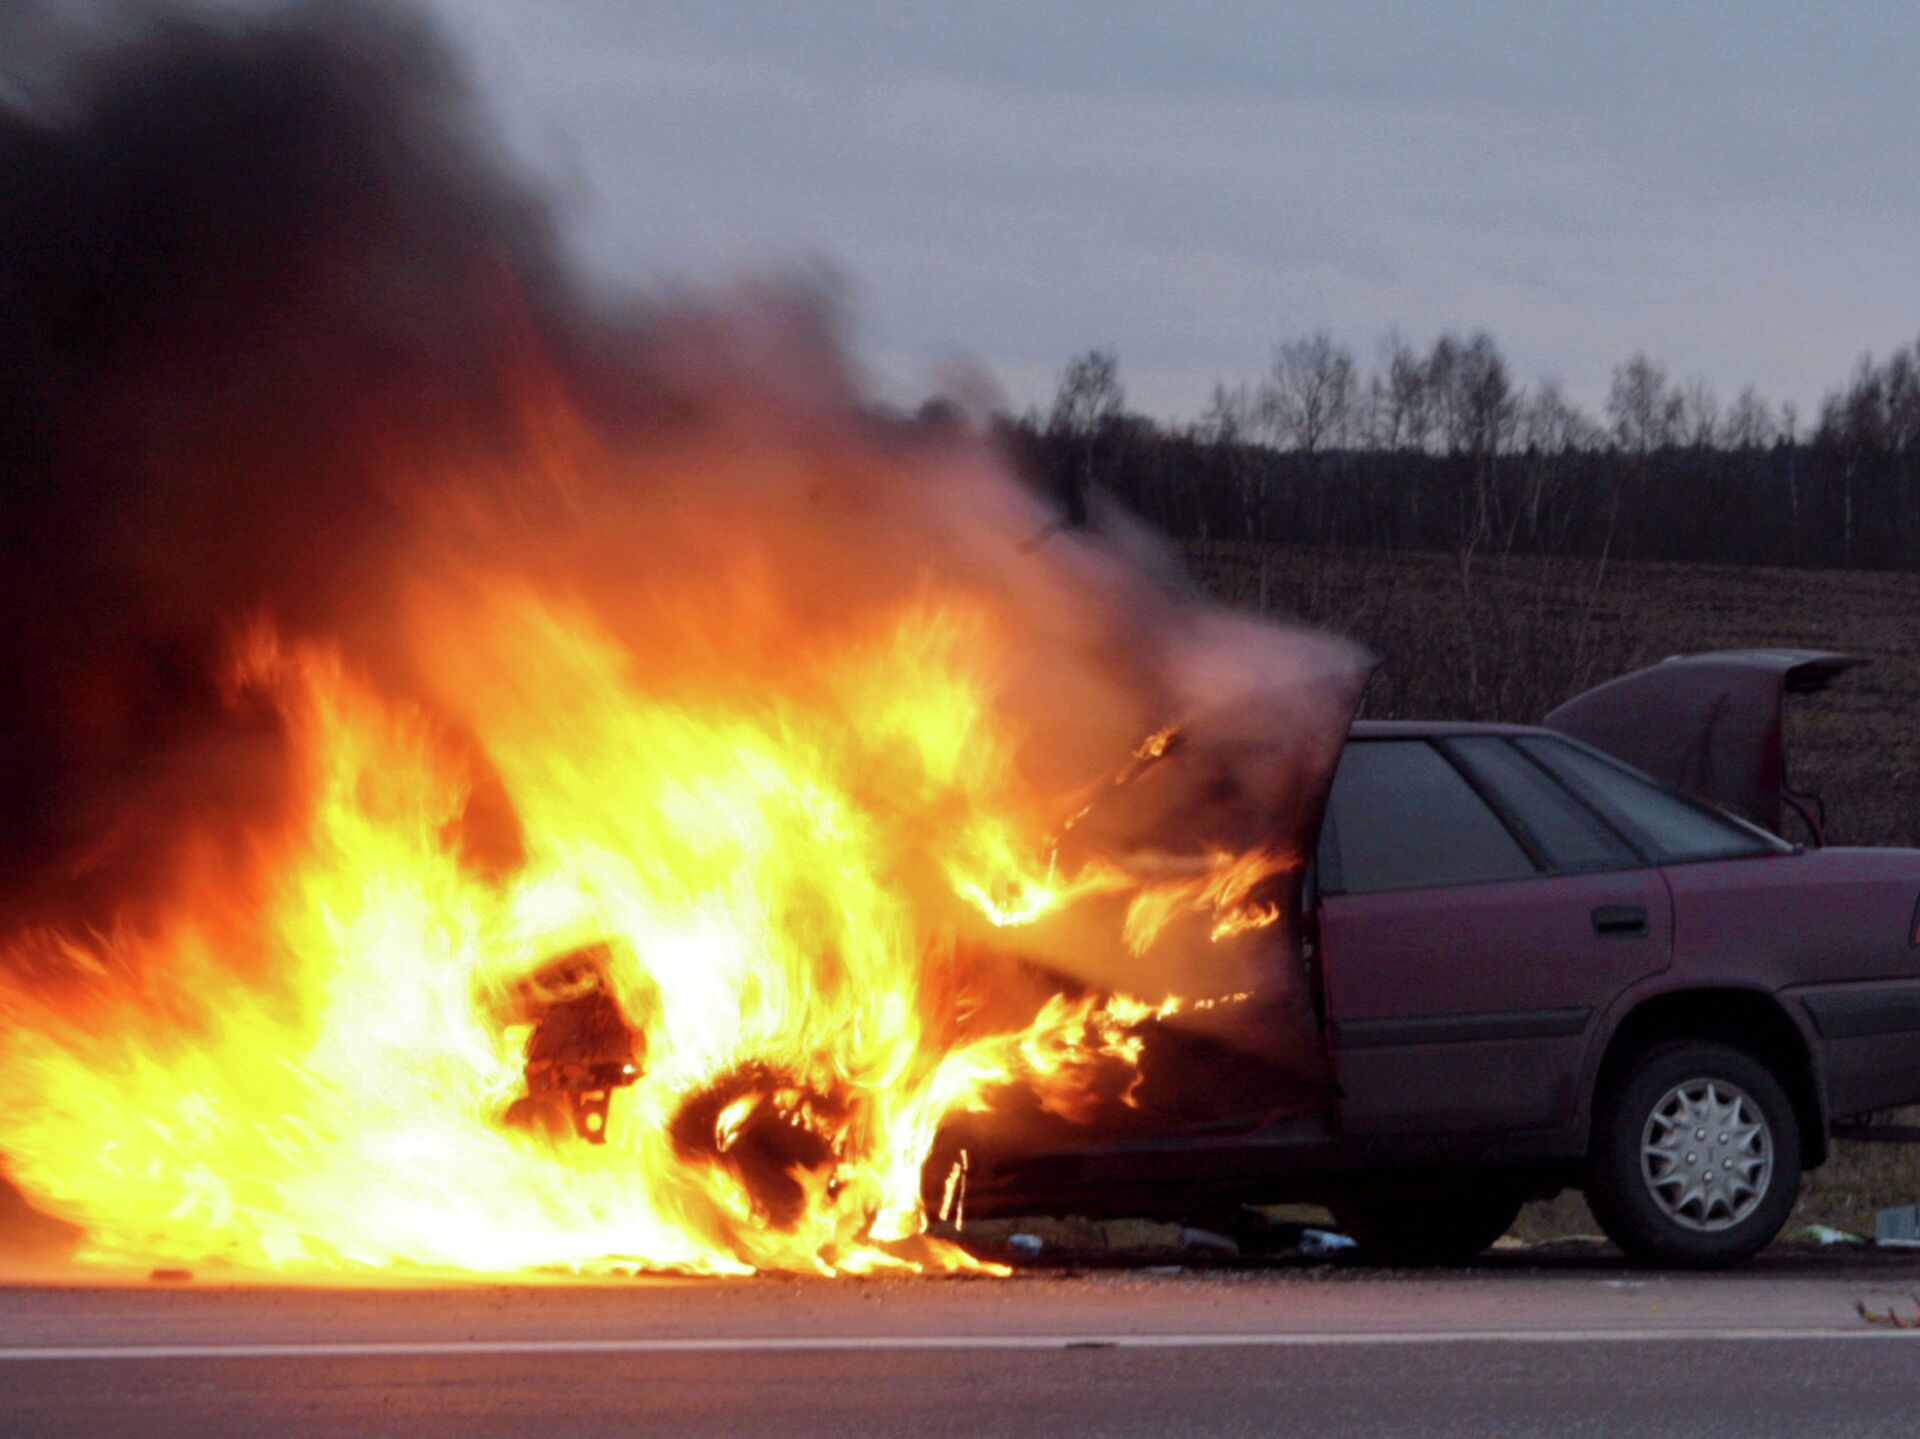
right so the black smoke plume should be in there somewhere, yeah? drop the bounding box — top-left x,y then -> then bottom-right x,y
0,0 -> 560,930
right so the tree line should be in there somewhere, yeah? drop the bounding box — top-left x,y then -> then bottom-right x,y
1003,332 -> 1920,571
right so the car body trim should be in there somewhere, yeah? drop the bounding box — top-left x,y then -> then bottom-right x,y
1800,988 -> 1920,1041
1333,1006 -> 1592,1049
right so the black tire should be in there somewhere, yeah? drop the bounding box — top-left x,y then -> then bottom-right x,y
1585,1040 -> 1801,1269
1332,1186 -> 1524,1266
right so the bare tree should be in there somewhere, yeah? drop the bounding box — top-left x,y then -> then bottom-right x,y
1724,386 -> 1777,449
1049,349 -> 1125,436
1196,382 -> 1262,542
1426,334 -> 1464,453
1021,328 -> 1920,575
1830,357 -> 1889,450
1452,333 -> 1517,458
1885,345 -> 1920,449
1260,331 -> 1356,454
1047,349 -> 1125,526
1506,379 -> 1587,552
1607,354 -> 1681,455
1194,380 -> 1252,445
1780,399 -> 1802,535
1419,332 -> 1515,457
1822,355 -> 1900,560
1517,379 -> 1600,454
1676,377 -> 1721,449
1361,330 -> 1433,452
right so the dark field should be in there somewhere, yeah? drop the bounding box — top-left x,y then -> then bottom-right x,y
1188,540 -> 1920,1238
1190,540 -> 1920,850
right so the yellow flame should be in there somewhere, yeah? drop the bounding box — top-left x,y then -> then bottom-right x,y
0,571 -> 1280,1278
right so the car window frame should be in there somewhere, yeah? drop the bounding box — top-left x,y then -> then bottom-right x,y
1315,736 -> 1545,898
1511,733 -> 1793,866
1436,735 -> 1652,878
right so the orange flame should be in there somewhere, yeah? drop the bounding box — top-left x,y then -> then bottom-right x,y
0,579 -> 1278,1278
0,283 -> 1322,1278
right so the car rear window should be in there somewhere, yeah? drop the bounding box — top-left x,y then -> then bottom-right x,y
1445,736 -> 1641,873
1320,740 -> 1536,894
1514,736 -> 1783,863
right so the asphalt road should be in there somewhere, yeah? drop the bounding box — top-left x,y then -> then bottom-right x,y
6,1251 -> 1920,1438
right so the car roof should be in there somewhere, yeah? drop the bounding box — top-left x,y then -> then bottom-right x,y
1348,719 -> 1554,740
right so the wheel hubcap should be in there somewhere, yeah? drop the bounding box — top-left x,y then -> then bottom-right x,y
1640,1078 -> 1773,1232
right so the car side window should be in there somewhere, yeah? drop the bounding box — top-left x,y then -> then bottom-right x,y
1320,740 -> 1537,894
1515,736 -> 1783,863
1446,736 -> 1641,873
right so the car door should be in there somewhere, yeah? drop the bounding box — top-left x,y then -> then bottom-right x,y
1317,736 -> 1673,1139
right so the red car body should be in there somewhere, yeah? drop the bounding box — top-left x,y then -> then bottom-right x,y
961,652 -> 1920,1265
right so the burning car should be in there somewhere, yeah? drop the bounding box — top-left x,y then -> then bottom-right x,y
0,7 -> 1902,1283
959,649 -> 1920,1268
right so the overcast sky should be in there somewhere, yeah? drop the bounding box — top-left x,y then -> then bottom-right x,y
431,0 -> 1920,425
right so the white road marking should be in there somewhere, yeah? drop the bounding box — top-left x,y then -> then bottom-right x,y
3,1328 -> 1918,1361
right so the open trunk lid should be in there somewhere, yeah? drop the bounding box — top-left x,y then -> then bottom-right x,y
1543,649 -> 1864,842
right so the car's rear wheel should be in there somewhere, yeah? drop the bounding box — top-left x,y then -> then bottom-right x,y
1585,1041 -> 1801,1268
1332,1186 -> 1524,1266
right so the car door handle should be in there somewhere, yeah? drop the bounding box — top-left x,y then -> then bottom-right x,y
1592,904 -> 1649,938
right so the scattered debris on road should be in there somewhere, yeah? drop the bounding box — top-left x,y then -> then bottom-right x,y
1857,1294 -> 1920,1328
1299,1228 -> 1359,1256
1799,1224 -> 1868,1246
1176,1227 -> 1241,1259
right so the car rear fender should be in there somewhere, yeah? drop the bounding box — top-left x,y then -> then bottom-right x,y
1574,979 -> 1830,1169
